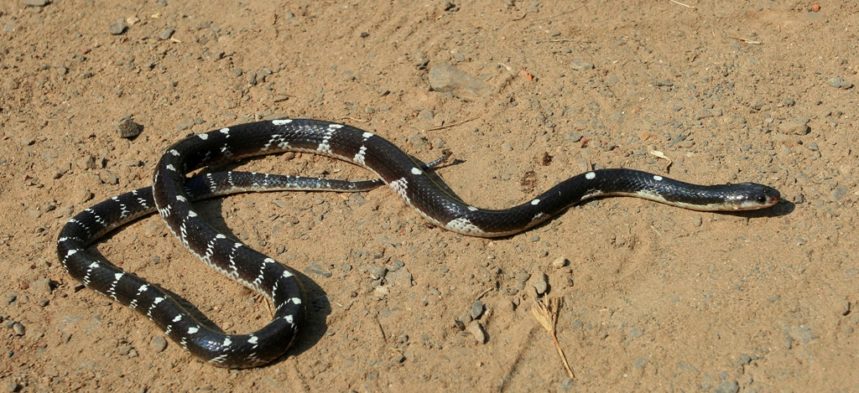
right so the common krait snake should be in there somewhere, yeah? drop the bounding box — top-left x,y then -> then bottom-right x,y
57,118 -> 781,368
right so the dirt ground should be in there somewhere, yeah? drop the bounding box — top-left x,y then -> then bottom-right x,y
2,0 -> 857,391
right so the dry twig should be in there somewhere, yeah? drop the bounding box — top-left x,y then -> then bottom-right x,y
669,0 -> 696,8
424,117 -> 478,132
649,150 -> 673,172
531,296 -> 575,379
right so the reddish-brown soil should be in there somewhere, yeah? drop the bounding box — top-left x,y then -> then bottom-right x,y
2,1 -> 857,391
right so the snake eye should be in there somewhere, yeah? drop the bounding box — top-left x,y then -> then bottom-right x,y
755,194 -> 767,204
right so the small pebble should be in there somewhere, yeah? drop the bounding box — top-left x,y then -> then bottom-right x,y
533,273 -> 549,296
109,19 -> 128,35
831,186 -> 848,202
390,260 -> 405,272
714,380 -> 740,393
31,278 -> 52,294
12,322 -> 25,336
369,266 -> 388,280
387,268 -> 413,287
777,118 -> 810,135
469,300 -> 485,320
24,0 -> 50,6
150,336 -> 168,352
551,257 -> 569,269
5,382 -> 21,393
116,341 -> 134,356
466,321 -> 486,344
565,132 -> 583,142
5,293 -> 17,305
570,60 -> 594,70
158,27 -> 175,40
306,262 -> 332,278
116,116 -> 143,139
828,76 -> 853,89
559,377 -> 575,391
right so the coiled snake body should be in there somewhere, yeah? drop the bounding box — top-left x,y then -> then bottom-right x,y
57,119 -> 780,368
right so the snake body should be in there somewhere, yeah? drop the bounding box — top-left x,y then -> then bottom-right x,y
57,118 -> 780,368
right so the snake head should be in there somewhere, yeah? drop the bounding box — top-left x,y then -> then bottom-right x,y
731,183 -> 781,210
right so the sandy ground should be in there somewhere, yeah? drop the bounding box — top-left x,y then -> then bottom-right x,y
2,1 -> 858,392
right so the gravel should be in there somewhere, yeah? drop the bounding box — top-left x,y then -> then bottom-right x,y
828,76 -> 853,89
306,262 -> 333,278
109,19 -> 128,35
713,380 -> 740,393
551,257 -> 569,268
570,60 -> 594,70
150,336 -> 168,352
12,322 -> 25,336
532,273 -> 549,296
117,116 -> 143,139
427,63 -> 491,100
777,118 -> 810,135
369,266 -> 388,280
158,28 -> 175,40
31,278 -> 51,294
469,300 -> 485,320
23,0 -> 50,6
466,321 -> 486,344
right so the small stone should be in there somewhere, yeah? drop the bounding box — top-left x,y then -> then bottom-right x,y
369,266 -> 388,280
12,322 -> 25,336
372,285 -> 389,299
565,132 -> 583,142
831,186 -> 848,202
736,353 -> 754,367
390,260 -> 405,271
117,116 -> 143,139
842,300 -> 851,316
533,273 -> 549,296
23,0 -> 51,6
306,262 -> 332,278
158,27 -> 175,40
559,377 -> 575,391
570,60 -> 594,70
777,118 -> 810,135
150,336 -> 168,352
652,79 -> 674,88
551,257 -> 569,269
418,109 -> 434,122
116,341 -> 134,356
109,19 -> 128,35
714,380 -> 740,393
427,63 -> 491,100
828,76 -> 853,89
793,193 -> 805,204
387,267 -> 413,287
469,300 -> 485,320
466,321 -> 486,344
5,381 -> 21,393
4,293 -> 16,305
98,170 -> 119,185
31,278 -> 52,294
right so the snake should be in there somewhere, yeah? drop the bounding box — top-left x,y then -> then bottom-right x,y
57,118 -> 781,368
